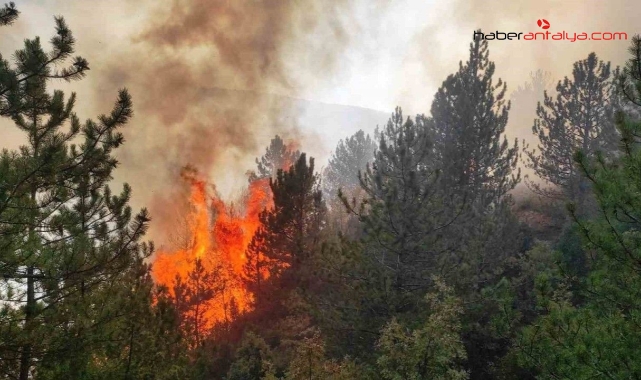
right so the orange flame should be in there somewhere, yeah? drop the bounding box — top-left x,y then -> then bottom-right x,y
151,139 -> 299,334
152,172 -> 272,331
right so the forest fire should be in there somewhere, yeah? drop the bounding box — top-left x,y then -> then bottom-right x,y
152,168 -> 273,330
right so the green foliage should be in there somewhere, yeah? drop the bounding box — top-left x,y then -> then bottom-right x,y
0,2 -> 18,26
226,332 -> 275,380
429,32 -> 520,206
309,235 -> 388,362
323,129 -> 377,201
515,35 -> 641,379
376,279 -> 468,380
240,153 -> 328,378
334,40 -> 528,374
525,52 -> 620,210
425,33 -> 526,378
323,129 -> 377,237
284,329 -> 346,380
245,153 -> 325,302
479,243 -> 559,379
0,10 -> 183,379
0,16 -> 88,118
4,7 -> 641,380
518,300 -> 641,379
249,135 -> 301,181
555,224 -> 589,288
351,107 -> 448,301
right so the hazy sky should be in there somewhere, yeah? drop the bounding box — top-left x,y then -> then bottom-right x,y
3,1 -> 636,124
1,0 -> 639,242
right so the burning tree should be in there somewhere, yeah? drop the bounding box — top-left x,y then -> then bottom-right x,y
151,136 -> 301,341
174,258 -> 223,348
152,168 -> 261,333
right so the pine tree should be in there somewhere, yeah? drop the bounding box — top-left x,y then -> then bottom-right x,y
121,284 -> 190,380
0,2 -> 18,26
0,16 -> 88,118
248,134 -> 301,181
174,259 -> 223,348
242,221 -> 274,300
349,107 -> 449,304
310,233 -> 390,364
355,89 -> 523,376
244,153 -> 325,303
243,138 -> 310,301
241,153 -> 326,377
427,43 -> 524,374
323,129 -> 377,237
525,52 -> 620,211
323,129 -> 377,201
429,32 -> 520,207
509,71 -> 554,140
509,70 -> 554,188
516,35 -> 641,379
511,70 -> 553,102
334,108 -> 463,361
0,14 -> 153,379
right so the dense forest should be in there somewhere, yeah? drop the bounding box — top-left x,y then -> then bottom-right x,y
2,4 -> 641,379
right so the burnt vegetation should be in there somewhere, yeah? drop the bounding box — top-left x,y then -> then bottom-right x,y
2,5 -> 641,380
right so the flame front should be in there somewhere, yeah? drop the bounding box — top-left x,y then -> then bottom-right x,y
152,174 -> 272,331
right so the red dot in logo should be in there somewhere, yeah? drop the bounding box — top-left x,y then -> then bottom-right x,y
537,19 -> 550,29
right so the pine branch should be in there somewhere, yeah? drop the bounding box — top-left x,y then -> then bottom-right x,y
0,2 -> 18,26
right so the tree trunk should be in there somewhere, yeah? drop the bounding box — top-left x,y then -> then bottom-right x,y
19,266 -> 35,380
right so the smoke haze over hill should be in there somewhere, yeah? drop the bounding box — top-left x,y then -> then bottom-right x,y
1,0 -> 639,244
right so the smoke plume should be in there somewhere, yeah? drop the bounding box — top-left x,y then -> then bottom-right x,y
91,0 -> 364,243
